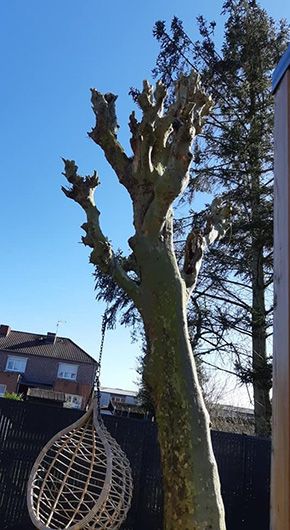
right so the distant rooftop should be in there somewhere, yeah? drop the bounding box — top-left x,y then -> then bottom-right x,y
101,387 -> 138,397
0,325 -> 97,365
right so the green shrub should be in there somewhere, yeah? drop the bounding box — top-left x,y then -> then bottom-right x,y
4,392 -> 23,401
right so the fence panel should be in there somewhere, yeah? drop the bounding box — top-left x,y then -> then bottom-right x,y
0,400 -> 270,530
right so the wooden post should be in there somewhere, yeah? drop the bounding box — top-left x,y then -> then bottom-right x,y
271,44 -> 290,530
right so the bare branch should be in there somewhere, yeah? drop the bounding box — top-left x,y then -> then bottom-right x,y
195,290 -> 251,312
182,198 -> 232,291
88,90 -> 133,193
62,159 -> 140,304
197,358 -> 239,378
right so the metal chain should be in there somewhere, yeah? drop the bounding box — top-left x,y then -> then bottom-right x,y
95,311 -> 108,419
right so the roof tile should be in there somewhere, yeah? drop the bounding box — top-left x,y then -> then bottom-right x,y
0,330 -> 97,365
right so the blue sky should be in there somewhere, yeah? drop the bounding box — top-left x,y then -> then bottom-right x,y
0,0 -> 289,394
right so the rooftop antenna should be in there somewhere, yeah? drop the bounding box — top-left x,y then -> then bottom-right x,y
54,320 -> 67,344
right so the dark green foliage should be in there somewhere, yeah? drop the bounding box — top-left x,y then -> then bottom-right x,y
152,0 -> 289,435
94,259 -> 140,332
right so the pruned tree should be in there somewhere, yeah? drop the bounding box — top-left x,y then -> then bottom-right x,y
152,0 -> 290,436
62,72 -> 230,529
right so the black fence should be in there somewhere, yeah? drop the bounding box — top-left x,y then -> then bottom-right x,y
0,400 -> 270,530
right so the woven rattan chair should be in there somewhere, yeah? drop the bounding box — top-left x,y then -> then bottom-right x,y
27,399 -> 133,529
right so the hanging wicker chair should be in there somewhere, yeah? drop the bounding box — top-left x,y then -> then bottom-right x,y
27,399 -> 133,530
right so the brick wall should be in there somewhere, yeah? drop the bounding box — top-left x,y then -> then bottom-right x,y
0,352 -> 96,387
0,371 -> 20,393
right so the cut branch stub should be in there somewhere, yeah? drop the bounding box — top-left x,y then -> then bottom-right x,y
90,90 -> 119,137
204,198 -> 232,246
137,80 -> 154,113
89,90 -> 132,192
182,198 -> 232,292
61,159 -> 100,209
166,72 -> 213,170
173,72 -> 213,134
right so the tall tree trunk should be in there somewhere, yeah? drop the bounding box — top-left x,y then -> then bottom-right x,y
135,235 -> 225,530
250,161 -> 272,437
252,243 -> 272,436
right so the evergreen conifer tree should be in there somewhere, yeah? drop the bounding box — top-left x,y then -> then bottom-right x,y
153,0 -> 289,436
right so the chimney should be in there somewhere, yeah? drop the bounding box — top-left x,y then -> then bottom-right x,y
46,332 -> 57,345
0,325 -> 11,337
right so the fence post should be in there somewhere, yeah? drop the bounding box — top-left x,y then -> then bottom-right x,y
271,45 -> 290,530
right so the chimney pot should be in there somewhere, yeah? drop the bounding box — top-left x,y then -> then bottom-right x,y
46,332 -> 56,344
0,325 -> 11,337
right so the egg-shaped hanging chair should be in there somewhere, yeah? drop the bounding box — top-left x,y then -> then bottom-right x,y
27,398 -> 133,530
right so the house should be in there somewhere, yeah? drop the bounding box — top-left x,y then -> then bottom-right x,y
100,387 -> 256,429
209,403 -> 255,435
100,387 -> 150,419
100,387 -> 138,408
0,324 -> 97,410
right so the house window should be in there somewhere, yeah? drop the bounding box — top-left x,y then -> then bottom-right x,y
6,356 -> 27,373
0,384 -> 6,396
63,394 -> 82,409
57,363 -> 78,381
111,396 -> 126,403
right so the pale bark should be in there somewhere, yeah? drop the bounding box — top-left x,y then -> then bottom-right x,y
133,235 -> 225,530
182,198 -> 231,293
63,72 -> 229,529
